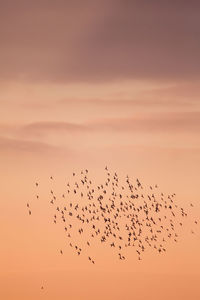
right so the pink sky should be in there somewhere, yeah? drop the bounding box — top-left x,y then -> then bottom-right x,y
0,1 -> 200,299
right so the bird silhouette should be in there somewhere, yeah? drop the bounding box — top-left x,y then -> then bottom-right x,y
28,167 -> 199,265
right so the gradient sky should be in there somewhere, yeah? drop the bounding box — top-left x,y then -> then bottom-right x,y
1,1 -> 200,299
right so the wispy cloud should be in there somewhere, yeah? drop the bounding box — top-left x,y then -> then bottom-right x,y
88,112 -> 200,132
13,111 -> 200,138
0,135 -> 63,154
20,121 -> 87,137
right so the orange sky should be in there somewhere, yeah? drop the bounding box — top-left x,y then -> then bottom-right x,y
0,1 -> 200,299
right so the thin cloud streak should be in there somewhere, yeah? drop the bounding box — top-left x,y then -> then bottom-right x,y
19,112 -> 200,135
0,135 -> 65,154
0,111 -> 198,143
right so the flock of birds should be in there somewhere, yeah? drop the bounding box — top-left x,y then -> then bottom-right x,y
27,167 -> 198,265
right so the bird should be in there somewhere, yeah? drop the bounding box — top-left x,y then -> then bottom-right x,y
29,167 -> 198,265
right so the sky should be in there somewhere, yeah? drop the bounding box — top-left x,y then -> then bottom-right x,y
0,1 -> 200,299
